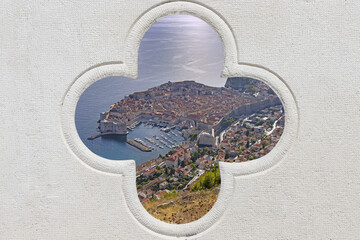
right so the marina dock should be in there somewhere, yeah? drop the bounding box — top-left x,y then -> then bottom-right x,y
127,140 -> 152,152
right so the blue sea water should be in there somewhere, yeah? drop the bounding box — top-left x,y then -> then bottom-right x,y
75,15 -> 225,165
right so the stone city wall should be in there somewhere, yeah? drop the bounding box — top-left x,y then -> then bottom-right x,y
213,96 -> 282,136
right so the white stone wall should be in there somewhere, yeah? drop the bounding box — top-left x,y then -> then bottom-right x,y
100,120 -> 113,133
1,1 -> 360,239
198,132 -> 216,147
113,122 -> 127,134
99,112 -> 108,121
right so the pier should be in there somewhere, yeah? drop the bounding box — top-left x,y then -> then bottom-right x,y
87,134 -> 101,140
127,140 -> 152,152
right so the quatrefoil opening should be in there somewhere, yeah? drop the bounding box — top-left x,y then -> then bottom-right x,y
62,1 -> 297,237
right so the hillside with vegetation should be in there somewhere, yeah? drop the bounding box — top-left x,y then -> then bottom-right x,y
142,187 -> 220,224
141,164 -> 221,224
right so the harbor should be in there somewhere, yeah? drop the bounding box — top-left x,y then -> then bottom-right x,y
126,126 -> 185,152
82,122 -> 186,164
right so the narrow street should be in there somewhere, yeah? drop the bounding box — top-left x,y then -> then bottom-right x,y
266,115 -> 284,136
183,169 -> 205,190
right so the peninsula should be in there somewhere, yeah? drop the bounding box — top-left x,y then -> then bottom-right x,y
94,78 -> 285,223
96,80 -> 280,140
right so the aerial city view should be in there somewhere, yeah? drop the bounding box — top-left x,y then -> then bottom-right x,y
75,15 -> 284,224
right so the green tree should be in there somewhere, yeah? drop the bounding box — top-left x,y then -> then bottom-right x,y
191,150 -> 201,161
189,133 -> 198,141
214,166 -> 221,185
166,149 -> 176,157
191,181 -> 201,191
204,147 -> 209,153
246,85 -> 259,94
180,161 -> 185,168
190,164 -> 221,191
203,171 -> 215,189
222,117 -> 236,128
164,189 -> 178,198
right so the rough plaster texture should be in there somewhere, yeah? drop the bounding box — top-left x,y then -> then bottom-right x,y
1,0 -> 359,239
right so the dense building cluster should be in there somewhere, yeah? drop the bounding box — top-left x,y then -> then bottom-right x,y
98,79 -> 285,203
219,105 -> 284,161
106,81 -> 257,129
136,105 -> 284,203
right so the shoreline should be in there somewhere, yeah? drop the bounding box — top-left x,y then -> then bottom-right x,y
85,123 -> 186,165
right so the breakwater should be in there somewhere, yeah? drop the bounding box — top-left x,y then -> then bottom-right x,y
127,140 -> 152,152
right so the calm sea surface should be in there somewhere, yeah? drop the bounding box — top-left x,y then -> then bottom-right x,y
75,15 -> 225,165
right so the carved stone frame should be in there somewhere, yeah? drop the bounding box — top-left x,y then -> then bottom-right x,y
61,1 -> 298,237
